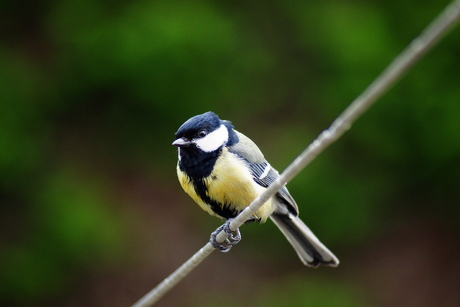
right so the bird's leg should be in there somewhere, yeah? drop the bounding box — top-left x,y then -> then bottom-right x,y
210,219 -> 241,252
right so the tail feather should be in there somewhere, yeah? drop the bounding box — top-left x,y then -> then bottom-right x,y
270,213 -> 339,267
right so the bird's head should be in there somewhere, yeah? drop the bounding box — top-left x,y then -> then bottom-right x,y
173,111 -> 236,153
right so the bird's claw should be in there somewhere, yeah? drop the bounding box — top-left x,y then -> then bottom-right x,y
210,219 -> 241,252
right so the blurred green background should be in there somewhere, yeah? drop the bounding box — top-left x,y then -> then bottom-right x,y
1,0 -> 460,306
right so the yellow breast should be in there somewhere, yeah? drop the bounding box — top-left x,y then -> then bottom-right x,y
177,148 -> 276,222
177,166 -> 219,217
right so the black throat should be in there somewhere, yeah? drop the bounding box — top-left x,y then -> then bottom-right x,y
178,146 -> 239,220
178,146 -> 221,179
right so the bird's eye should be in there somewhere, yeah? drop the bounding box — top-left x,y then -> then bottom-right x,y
198,130 -> 207,138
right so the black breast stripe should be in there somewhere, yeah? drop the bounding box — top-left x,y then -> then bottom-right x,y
192,177 -> 239,220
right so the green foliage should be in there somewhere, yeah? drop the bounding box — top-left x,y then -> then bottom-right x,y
1,167 -> 126,303
35,168 -> 126,262
0,49 -> 52,189
254,276 -> 370,307
1,0 -> 459,305
197,275 -> 370,307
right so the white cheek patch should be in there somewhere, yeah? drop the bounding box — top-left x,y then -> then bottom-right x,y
195,124 -> 229,152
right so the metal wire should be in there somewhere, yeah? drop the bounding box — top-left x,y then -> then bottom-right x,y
132,1 -> 460,306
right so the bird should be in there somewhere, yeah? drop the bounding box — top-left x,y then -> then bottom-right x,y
172,111 -> 339,267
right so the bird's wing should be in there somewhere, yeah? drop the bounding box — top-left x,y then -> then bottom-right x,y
228,130 -> 299,215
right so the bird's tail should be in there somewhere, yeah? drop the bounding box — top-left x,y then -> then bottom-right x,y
270,213 -> 339,267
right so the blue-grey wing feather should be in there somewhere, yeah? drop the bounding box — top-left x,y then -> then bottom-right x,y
228,131 -> 299,215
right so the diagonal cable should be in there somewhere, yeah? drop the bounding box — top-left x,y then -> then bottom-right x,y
132,1 -> 460,306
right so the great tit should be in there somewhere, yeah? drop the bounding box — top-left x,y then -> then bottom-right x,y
173,111 -> 339,267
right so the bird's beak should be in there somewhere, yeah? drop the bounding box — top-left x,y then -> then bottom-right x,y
172,137 -> 191,147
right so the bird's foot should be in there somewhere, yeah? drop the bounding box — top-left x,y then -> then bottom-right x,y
210,219 -> 241,253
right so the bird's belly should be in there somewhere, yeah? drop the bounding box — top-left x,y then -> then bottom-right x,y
177,154 -> 276,222
177,166 -> 219,218
205,153 -> 275,222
